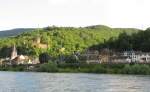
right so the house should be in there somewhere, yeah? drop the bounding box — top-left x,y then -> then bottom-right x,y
123,51 -> 141,62
92,48 -> 150,63
11,55 -> 31,65
139,53 -> 150,63
122,51 -> 150,63
0,59 -> 3,65
80,50 -> 100,64
99,48 -> 111,63
31,58 -> 40,64
110,56 -> 131,63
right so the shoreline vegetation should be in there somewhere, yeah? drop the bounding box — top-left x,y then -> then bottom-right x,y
1,62 -> 150,75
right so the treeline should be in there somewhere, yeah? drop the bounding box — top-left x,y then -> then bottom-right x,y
91,28 -> 150,52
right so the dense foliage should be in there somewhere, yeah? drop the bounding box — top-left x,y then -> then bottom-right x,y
39,53 -> 51,64
0,25 -> 139,58
93,28 -> 150,52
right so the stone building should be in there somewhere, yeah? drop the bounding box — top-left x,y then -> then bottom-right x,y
80,50 -> 100,64
32,37 -> 48,49
99,48 -> 111,63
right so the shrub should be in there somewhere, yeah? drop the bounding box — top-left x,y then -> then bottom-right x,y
92,65 -> 107,73
122,64 -> 132,74
38,61 -> 58,72
65,55 -> 79,63
132,64 -> 150,74
39,53 -> 51,64
122,64 -> 150,74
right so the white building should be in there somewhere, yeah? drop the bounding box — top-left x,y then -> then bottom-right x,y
123,51 -> 150,63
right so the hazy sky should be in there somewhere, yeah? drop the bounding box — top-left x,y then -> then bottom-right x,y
0,0 -> 150,30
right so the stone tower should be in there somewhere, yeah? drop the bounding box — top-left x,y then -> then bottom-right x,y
11,44 -> 17,60
36,37 -> 41,44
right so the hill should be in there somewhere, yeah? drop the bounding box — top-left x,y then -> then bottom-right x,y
0,28 -> 35,37
0,25 -> 141,57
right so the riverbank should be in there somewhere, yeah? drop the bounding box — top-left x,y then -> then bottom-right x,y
1,62 -> 150,75
57,63 -> 150,75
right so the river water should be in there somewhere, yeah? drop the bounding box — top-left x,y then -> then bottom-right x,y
0,72 -> 149,92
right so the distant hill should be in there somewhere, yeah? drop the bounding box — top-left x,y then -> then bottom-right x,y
0,28 -> 35,37
0,25 -> 141,37
85,25 -> 111,30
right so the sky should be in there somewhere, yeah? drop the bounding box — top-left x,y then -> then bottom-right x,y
0,0 -> 150,30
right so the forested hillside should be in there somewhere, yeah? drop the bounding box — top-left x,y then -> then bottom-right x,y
92,28 -> 150,52
0,25 -> 140,58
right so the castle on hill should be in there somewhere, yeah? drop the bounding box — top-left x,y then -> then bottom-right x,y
32,36 -> 48,49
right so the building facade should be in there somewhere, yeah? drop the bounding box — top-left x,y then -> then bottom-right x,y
122,51 -> 150,63
80,50 -> 100,64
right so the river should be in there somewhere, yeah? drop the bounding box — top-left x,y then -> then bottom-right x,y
0,72 -> 149,92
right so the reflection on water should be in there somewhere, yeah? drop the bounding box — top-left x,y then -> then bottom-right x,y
0,71 -> 149,92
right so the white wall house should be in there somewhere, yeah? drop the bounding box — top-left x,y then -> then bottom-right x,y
123,51 -> 150,63
81,50 -> 100,64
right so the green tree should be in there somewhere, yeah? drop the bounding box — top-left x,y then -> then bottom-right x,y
39,53 -> 51,64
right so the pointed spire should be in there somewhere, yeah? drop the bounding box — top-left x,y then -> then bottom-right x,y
11,44 -> 17,60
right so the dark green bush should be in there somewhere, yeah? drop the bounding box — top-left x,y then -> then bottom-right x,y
39,53 -> 51,64
122,64 -> 132,74
122,64 -> 150,74
91,65 -> 107,73
38,61 -> 58,72
131,64 -> 150,74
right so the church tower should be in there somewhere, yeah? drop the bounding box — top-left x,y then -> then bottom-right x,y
11,44 -> 17,60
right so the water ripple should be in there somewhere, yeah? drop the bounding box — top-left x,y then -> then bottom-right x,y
0,72 -> 149,92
